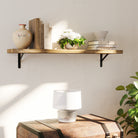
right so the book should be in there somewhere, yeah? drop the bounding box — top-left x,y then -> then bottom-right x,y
29,18 -> 44,49
88,40 -> 115,45
40,22 -> 44,49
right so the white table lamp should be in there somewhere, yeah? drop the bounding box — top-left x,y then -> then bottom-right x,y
53,90 -> 81,122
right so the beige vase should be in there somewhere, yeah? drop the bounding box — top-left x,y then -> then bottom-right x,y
12,24 -> 32,49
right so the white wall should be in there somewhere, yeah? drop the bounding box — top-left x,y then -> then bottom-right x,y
0,0 -> 138,138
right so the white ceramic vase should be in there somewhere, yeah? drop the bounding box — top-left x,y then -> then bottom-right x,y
13,24 -> 32,49
44,22 -> 53,49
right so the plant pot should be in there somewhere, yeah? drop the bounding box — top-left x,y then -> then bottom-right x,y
65,43 -> 78,49
12,24 -> 32,49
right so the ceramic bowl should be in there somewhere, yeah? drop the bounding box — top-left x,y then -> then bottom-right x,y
93,31 -> 108,41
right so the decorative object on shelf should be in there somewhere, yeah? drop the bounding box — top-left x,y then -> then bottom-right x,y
87,31 -> 119,50
88,40 -> 115,46
58,29 -> 86,49
93,31 -> 108,41
53,90 -> 81,122
87,40 -> 118,50
44,22 -> 53,49
29,18 -> 44,49
115,72 -> 138,137
12,24 -> 32,49
65,43 -> 79,49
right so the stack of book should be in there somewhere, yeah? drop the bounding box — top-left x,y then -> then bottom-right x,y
87,40 -> 118,50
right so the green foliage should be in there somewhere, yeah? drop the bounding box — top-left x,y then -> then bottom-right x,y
116,72 -> 138,137
58,37 -> 86,49
126,83 -> 137,91
120,94 -> 128,106
117,108 -> 124,116
116,85 -> 125,90
130,76 -> 138,80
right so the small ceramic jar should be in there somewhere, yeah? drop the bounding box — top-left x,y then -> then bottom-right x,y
13,24 -> 32,49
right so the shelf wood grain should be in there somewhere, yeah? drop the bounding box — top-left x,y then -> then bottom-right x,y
7,49 -> 123,54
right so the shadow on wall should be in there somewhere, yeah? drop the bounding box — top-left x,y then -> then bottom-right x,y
0,127 -> 5,138
0,82 -> 68,114
0,84 -> 29,114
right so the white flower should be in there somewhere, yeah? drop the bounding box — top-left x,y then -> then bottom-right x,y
67,32 -> 76,40
59,29 -> 81,40
134,81 -> 138,89
75,33 -> 81,39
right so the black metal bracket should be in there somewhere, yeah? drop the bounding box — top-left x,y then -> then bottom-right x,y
17,53 -> 109,68
18,53 -> 24,68
100,54 -> 109,67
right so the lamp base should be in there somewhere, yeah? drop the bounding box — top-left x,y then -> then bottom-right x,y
58,110 -> 77,123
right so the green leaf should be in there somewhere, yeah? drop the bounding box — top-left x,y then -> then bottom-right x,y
119,120 -> 125,125
122,112 -> 128,118
128,90 -> 138,96
134,122 -> 138,128
135,127 -> 138,133
115,116 -> 121,121
126,84 -> 136,91
135,116 -> 138,122
128,108 -> 136,117
127,129 -> 135,135
125,116 -> 134,123
122,125 -> 126,129
136,72 -> 138,76
125,100 -> 135,106
61,44 -> 64,49
117,108 -> 124,116
116,85 -> 125,90
130,76 -> 138,80
135,94 -> 138,101
135,102 -> 138,108
125,125 -> 129,133
134,81 -> 138,90
120,94 -> 128,106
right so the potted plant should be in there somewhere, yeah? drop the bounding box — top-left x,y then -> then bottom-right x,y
115,72 -> 138,137
58,29 -> 86,49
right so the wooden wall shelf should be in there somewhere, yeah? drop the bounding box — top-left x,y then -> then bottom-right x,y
7,49 -> 123,68
7,49 -> 123,54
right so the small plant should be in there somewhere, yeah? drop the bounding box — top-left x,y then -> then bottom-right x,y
58,29 -> 86,49
115,72 -> 138,137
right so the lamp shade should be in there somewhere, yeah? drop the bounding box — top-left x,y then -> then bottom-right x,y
53,90 -> 81,110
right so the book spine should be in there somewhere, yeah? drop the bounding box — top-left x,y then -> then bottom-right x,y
35,18 -> 40,49
40,23 -> 44,49
29,20 -> 34,49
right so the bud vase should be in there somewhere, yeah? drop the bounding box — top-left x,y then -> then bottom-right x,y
12,24 -> 32,49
